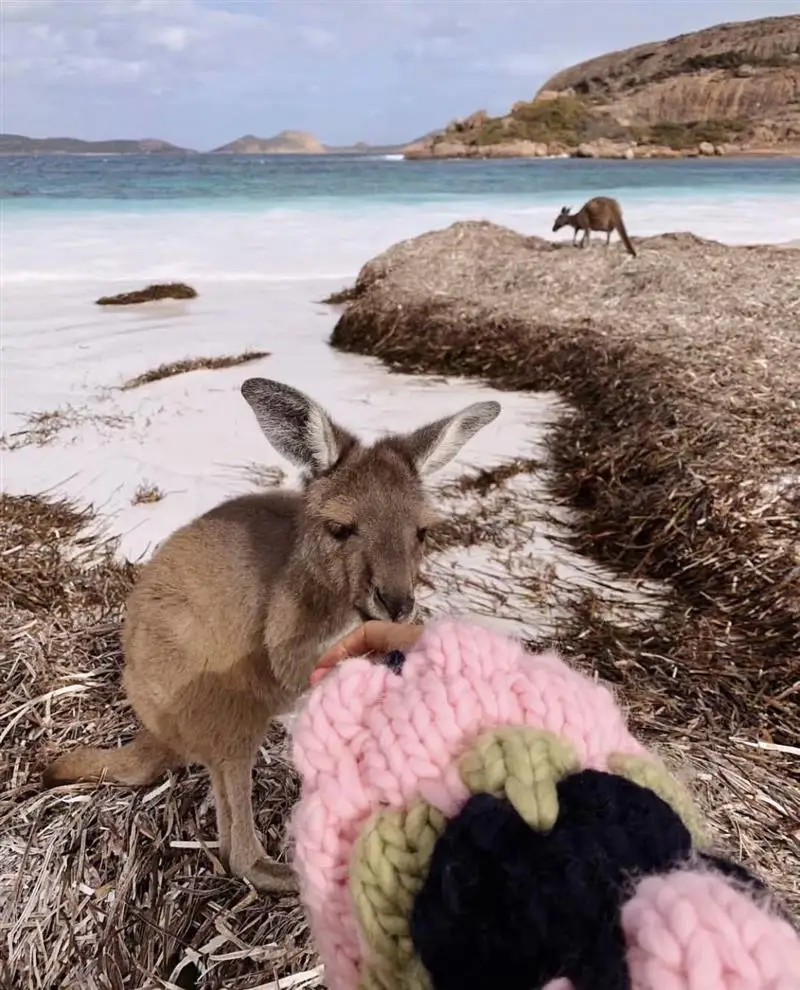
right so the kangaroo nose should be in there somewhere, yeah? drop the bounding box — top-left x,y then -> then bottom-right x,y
375,588 -> 415,622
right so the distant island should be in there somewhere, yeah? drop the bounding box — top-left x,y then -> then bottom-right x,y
0,134 -> 192,156
211,130 -> 327,154
209,129 -> 437,156
405,13 -> 800,160
0,129 -> 431,157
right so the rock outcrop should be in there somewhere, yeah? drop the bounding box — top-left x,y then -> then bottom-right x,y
541,14 -> 800,139
404,14 -> 800,160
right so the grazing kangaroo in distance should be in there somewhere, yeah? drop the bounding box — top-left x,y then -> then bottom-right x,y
552,197 -> 637,257
43,378 -> 501,893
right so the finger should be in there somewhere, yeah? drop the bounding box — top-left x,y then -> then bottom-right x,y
316,625 -> 371,670
312,622 -> 426,686
316,620 -> 413,668
309,666 -> 331,688
358,621 -> 424,657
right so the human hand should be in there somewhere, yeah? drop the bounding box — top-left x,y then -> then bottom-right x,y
310,621 -> 425,687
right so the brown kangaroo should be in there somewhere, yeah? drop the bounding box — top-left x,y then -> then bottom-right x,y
42,378 -> 500,892
552,197 -> 637,257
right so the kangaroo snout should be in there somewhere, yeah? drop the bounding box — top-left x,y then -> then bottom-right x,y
373,587 -> 415,622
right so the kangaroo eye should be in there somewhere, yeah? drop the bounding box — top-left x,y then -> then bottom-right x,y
417,527 -> 428,543
328,522 -> 356,541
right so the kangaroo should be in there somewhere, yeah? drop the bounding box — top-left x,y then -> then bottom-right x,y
42,378 -> 500,893
552,197 -> 637,257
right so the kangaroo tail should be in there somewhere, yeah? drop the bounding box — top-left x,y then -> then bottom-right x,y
42,729 -> 178,788
617,220 -> 637,257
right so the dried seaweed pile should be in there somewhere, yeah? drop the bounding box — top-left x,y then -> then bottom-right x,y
96,282 -> 198,306
120,350 -> 269,391
331,222 -> 800,734
0,494 -> 317,990
2,494 -> 798,990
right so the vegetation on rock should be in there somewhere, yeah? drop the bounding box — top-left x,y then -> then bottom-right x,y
635,118 -> 749,148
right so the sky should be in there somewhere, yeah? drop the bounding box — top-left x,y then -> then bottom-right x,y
2,0 -> 798,150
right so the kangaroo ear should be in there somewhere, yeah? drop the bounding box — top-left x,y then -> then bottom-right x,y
241,378 -> 357,475
397,401 -> 501,477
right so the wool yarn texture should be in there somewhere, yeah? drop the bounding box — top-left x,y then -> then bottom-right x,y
289,619 -> 800,990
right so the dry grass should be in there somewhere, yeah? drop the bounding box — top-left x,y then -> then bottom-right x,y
0,494 -> 317,990
0,406 -> 131,451
96,283 -> 198,306
3,481 -> 798,990
131,482 -> 166,506
120,351 -> 270,391
2,474 -> 798,988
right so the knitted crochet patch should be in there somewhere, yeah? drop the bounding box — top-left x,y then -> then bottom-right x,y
290,620 -> 800,990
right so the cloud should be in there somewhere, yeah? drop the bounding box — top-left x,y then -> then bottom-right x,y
489,52 -> 588,79
296,25 -> 337,51
147,26 -> 196,53
2,0 -> 57,20
3,1 -> 275,87
3,0 -> 798,148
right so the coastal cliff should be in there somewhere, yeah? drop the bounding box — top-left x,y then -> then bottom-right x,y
404,14 -> 800,160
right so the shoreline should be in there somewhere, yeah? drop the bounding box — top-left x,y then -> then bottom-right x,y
2,146 -> 800,161
402,143 -> 800,163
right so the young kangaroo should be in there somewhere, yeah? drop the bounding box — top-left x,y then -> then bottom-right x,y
42,378 -> 500,893
552,197 -> 636,257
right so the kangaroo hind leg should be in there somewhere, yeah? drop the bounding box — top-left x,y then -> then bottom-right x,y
209,766 -> 233,868
214,756 -> 297,894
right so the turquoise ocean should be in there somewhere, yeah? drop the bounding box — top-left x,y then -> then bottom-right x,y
3,152 -> 799,212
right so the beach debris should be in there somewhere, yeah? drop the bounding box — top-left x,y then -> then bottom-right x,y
0,404 -> 131,450
120,349 -> 270,390
95,282 -> 198,305
131,482 -> 165,505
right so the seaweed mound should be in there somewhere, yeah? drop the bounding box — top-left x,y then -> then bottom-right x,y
331,220 -> 800,742
96,282 -> 198,305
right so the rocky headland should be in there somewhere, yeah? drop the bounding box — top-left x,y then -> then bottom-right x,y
404,14 -> 800,160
